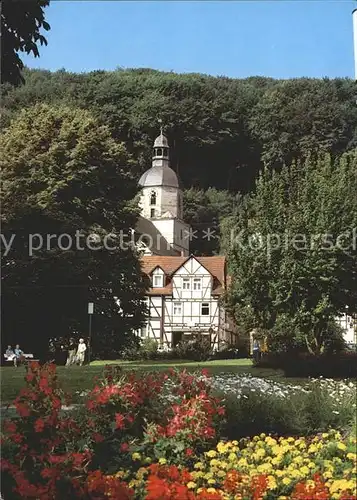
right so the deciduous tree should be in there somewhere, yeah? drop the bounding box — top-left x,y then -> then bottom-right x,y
226,151 -> 357,354
0,103 -> 146,357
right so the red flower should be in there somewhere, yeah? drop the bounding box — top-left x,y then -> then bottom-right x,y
115,413 -> 126,430
185,448 -> 194,457
34,418 -> 45,433
14,402 -> 30,417
93,433 -> 104,443
4,421 -> 17,434
120,442 -> 130,452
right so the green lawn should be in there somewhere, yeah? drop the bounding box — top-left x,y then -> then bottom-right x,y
0,358 -> 289,404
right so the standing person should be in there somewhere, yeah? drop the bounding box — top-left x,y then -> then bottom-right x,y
14,344 -> 24,367
76,338 -> 87,366
66,338 -> 77,366
252,338 -> 261,363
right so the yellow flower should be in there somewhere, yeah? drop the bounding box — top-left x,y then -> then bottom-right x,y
267,475 -> 277,490
132,452 -> 141,461
207,479 -> 216,485
257,463 -> 272,474
300,466 -> 310,476
272,445 -> 282,456
238,458 -> 248,467
337,442 -> 347,451
206,450 -> 217,458
158,458 -> 167,465
282,477 -> 292,486
194,462 -> 204,469
207,488 -> 217,494
347,452 -> 356,461
217,442 -> 227,454
187,482 -> 197,489
228,452 -> 237,462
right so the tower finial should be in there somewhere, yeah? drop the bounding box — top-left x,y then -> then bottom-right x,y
158,118 -> 163,136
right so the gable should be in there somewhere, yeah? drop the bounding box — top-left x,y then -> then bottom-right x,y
172,255 -> 212,277
140,255 -> 226,295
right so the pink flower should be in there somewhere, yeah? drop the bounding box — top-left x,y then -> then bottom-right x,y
115,413 -> 125,430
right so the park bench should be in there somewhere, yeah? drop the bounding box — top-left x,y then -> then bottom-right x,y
3,353 -> 39,366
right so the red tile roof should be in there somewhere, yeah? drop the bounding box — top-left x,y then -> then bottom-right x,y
140,255 -> 226,296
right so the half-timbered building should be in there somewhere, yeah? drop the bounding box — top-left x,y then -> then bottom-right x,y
135,130 -> 237,349
139,254 -> 236,349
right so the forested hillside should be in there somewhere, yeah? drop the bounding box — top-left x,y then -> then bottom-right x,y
1,68 -> 356,195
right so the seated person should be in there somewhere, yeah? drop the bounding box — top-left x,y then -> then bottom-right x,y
4,345 -> 15,362
14,344 -> 24,367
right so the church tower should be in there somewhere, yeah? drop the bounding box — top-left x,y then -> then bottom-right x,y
138,129 -> 190,256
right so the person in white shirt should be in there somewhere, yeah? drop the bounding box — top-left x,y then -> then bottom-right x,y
76,338 -> 87,366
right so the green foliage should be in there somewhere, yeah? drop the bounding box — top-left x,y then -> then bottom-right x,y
221,382 -> 356,439
1,0 -> 50,86
2,69 -> 356,196
173,337 -> 212,361
226,152 -> 357,354
0,103 -> 147,357
183,188 -> 242,255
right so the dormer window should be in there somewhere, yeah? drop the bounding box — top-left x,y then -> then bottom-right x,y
153,275 -> 164,287
152,267 -> 164,288
150,191 -> 157,205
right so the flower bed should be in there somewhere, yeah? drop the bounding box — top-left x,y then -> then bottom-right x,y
0,362 -> 356,499
114,431 -> 357,499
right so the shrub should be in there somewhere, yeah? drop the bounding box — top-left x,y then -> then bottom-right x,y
139,339 -> 159,360
173,337 -> 212,361
254,351 -> 357,378
121,338 -> 159,361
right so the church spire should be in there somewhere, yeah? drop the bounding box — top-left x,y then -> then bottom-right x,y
153,125 -> 169,166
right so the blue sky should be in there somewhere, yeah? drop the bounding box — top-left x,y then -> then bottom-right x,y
23,1 -> 357,79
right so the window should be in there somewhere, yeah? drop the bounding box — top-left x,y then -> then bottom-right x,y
173,302 -> 182,315
180,229 -> 183,240
163,148 -> 168,158
201,303 -> 210,316
193,278 -> 202,291
150,191 -> 157,205
150,208 -> 156,218
153,274 -> 164,288
182,278 -> 190,290
156,148 -> 162,156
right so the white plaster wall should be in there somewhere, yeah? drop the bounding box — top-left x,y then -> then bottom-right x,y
336,314 -> 356,344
